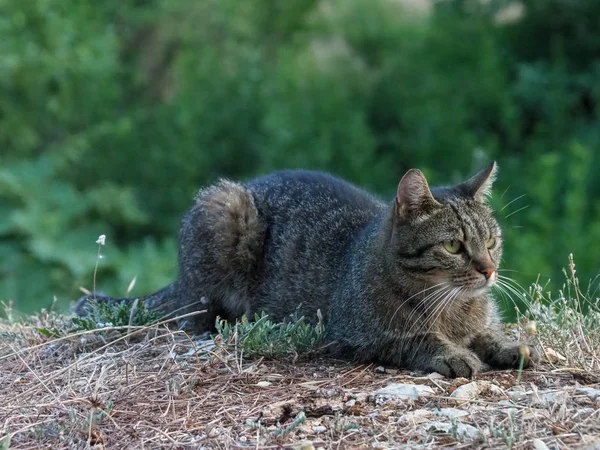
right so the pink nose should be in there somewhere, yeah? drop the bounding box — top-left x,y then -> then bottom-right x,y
478,266 -> 495,279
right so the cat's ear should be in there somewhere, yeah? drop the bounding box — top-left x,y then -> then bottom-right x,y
460,161 -> 497,203
396,169 -> 441,220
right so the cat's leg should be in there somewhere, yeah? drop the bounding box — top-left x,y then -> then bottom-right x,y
469,331 -> 539,369
388,334 -> 482,378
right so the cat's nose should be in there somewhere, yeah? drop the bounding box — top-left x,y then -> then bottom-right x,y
477,266 -> 496,279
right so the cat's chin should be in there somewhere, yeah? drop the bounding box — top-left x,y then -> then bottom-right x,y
460,284 -> 494,299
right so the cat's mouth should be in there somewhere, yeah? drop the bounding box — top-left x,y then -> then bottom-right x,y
453,271 -> 497,298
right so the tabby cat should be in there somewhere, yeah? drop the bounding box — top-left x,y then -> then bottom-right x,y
75,162 -> 538,378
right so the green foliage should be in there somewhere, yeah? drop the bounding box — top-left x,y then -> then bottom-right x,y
71,299 -> 162,331
1,0 -> 599,314
215,310 -> 325,358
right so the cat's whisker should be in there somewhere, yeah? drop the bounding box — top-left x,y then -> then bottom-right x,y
492,283 -> 519,311
396,286 -> 450,349
500,184 -> 511,201
497,275 -> 532,307
410,287 -> 464,361
386,282 -> 448,329
504,204 -> 530,219
494,279 -> 531,311
398,285 -> 452,358
499,194 -> 527,212
403,286 -> 460,359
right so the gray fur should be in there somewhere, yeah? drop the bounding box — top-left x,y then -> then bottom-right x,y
74,163 -> 538,377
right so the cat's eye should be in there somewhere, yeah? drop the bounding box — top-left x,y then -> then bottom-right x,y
486,237 -> 497,249
443,240 -> 462,254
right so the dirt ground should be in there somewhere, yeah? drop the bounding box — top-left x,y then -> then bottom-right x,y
1,322 -> 599,450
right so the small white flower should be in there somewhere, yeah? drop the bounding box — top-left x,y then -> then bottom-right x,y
96,234 -> 106,245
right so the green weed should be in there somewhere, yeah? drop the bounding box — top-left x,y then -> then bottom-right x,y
215,309 -> 325,358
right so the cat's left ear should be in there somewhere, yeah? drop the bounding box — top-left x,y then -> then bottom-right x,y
459,162 -> 497,202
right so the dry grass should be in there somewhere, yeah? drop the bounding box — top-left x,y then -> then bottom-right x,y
0,316 -> 599,449
1,258 -> 599,449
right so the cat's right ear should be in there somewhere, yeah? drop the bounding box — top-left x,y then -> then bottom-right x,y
396,169 -> 441,220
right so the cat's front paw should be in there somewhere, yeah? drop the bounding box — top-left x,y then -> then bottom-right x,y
430,350 -> 481,378
491,343 -> 539,369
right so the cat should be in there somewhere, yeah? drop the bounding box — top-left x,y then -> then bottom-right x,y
74,162 -> 538,378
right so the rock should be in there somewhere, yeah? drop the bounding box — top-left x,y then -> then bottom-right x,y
427,372 -> 445,380
543,347 -> 566,363
530,390 -> 568,407
577,387 -> 600,400
424,421 -> 480,439
372,383 -> 435,401
399,409 -> 433,424
256,381 -> 272,388
532,439 -> 551,450
435,408 -> 469,419
450,381 -> 504,401
312,425 -> 327,433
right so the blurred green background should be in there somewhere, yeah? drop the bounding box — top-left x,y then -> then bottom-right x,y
1,0 -> 599,315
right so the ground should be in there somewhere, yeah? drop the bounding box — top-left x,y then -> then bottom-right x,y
1,316 -> 599,450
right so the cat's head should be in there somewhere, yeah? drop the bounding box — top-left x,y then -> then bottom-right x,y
391,162 -> 501,298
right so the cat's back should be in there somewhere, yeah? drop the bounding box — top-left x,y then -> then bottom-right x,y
245,169 -> 384,218
242,170 -> 385,320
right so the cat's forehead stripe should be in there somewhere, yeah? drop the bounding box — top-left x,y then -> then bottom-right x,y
446,199 -> 490,241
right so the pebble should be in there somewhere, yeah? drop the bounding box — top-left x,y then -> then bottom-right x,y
372,383 -> 435,401
450,381 -> 503,400
530,390 -> 568,407
577,387 -> 600,400
532,439 -> 551,450
435,407 -> 469,419
399,409 -> 433,424
424,421 -> 480,439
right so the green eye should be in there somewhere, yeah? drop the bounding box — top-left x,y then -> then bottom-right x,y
443,240 -> 462,254
486,237 -> 497,249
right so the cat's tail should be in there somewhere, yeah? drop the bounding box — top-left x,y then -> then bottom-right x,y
72,282 -> 179,318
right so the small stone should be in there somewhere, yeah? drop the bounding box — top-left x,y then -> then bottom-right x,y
399,409 -> 433,424
427,372 -> 445,380
435,407 -> 469,419
373,383 -> 435,401
425,421 -> 480,439
530,389 -> 568,407
256,381 -> 272,388
354,392 -> 369,402
450,381 -> 503,401
313,425 -> 327,433
543,347 -> 566,363
345,399 -> 356,408
532,439 -> 550,450
294,442 -> 315,450
375,366 -> 386,374
577,387 -> 600,400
